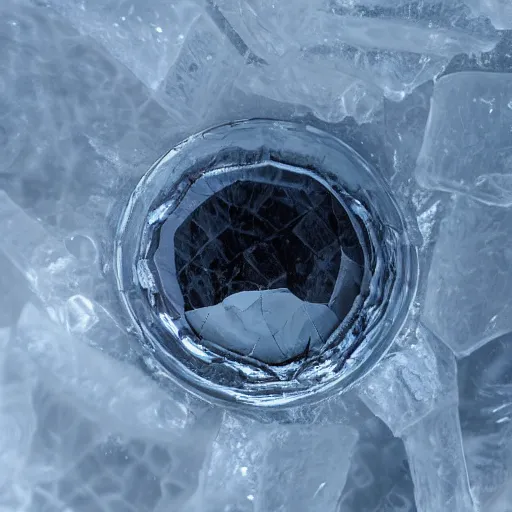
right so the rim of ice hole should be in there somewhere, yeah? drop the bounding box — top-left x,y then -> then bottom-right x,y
114,119 -> 418,409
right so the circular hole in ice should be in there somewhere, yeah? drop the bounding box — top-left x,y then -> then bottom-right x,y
115,120 -> 418,408
159,176 -> 364,365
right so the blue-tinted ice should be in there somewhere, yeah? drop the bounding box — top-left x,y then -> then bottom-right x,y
0,0 -> 511,511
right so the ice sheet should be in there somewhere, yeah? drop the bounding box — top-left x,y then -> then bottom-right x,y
416,72 -> 512,206
358,325 -> 457,436
200,413 -> 358,512
422,195 -> 512,356
41,0 -> 201,90
216,0 -> 497,121
458,331 -> 512,509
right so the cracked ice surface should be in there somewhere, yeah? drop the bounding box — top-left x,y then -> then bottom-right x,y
458,331 -> 512,510
0,0 -> 511,510
215,0 -> 497,121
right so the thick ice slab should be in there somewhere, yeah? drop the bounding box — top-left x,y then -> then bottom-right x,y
200,414 -> 358,512
358,325 -> 457,436
41,0 -> 200,90
403,405 -> 475,512
358,325 -> 474,511
458,331 -> 512,510
422,195 -> 512,356
466,0 -> 512,30
339,415 -> 416,512
217,0 -> 497,122
417,72 -> 512,206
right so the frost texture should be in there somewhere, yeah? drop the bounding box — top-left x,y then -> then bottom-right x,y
0,0 -> 509,510
417,72 -> 512,206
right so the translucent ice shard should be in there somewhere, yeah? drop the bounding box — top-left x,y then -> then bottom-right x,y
0,0 -> 184,233
358,325 -> 457,436
155,14 -> 245,128
41,0 -> 201,90
358,326 -> 474,511
16,303 -> 220,443
187,289 -> 339,364
0,191 -> 80,307
340,415 -> 416,512
422,195 -> 512,356
403,405 -> 475,512
200,414 -> 358,512
0,191 -> 130,356
3,311 -> 219,512
257,422 -> 358,512
417,72 -> 512,206
466,0 -> 512,30
216,0 -> 497,121
458,331 -> 512,509
0,327 -> 35,490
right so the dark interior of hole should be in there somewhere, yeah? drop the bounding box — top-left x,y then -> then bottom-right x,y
172,178 -> 363,311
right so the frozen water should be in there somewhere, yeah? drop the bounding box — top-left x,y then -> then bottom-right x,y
465,0 -> 512,30
187,289 -> 339,364
18,303 -> 189,440
403,405 -> 475,512
358,325 -> 457,436
216,0 -> 497,121
339,415 -> 416,512
0,0 -> 182,225
358,325 -> 474,511
41,0 -> 201,90
458,331 -> 512,510
0,0 -> 510,509
2,303 -> 221,511
200,413 -> 358,512
155,14 -> 246,129
417,72 -> 512,206
422,194 -> 512,356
